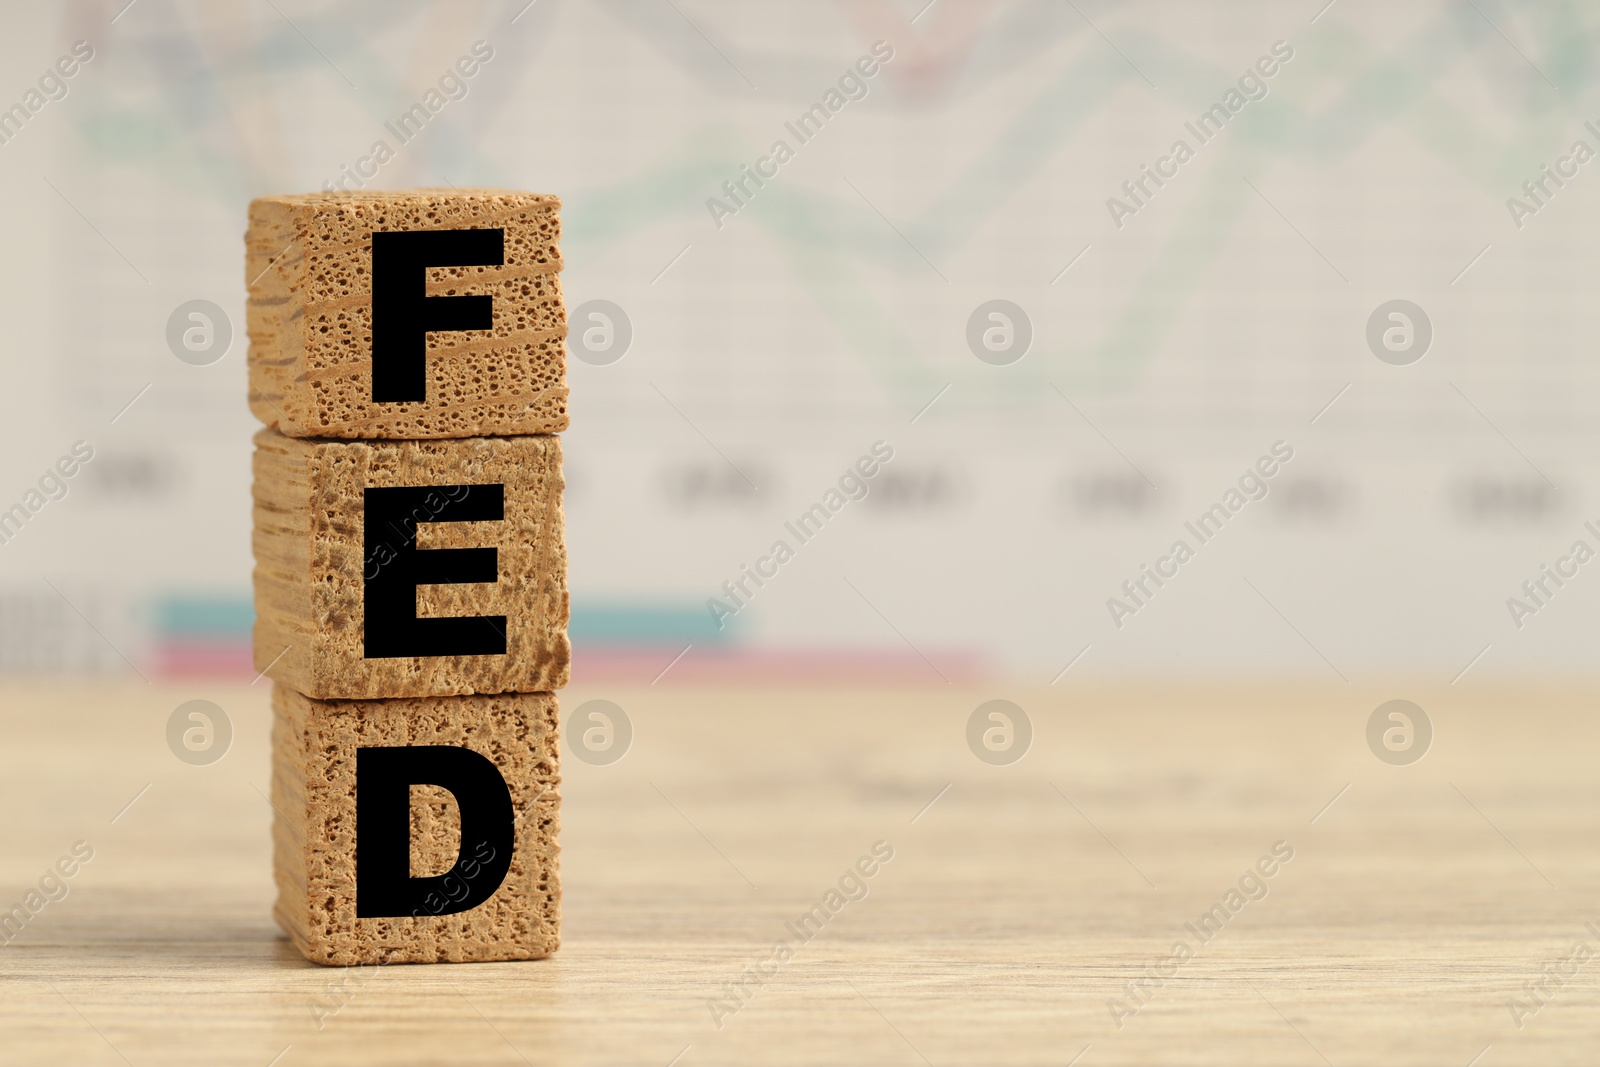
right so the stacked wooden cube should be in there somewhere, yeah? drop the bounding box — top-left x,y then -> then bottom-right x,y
246,190 -> 569,966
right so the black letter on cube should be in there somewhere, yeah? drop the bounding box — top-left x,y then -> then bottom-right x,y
363,485 -> 506,658
355,745 -> 514,918
370,229 -> 504,402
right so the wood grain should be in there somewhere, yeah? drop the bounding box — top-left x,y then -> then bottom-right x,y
2,680 -> 1598,1065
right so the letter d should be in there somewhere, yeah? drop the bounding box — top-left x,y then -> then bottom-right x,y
355,745 -> 514,917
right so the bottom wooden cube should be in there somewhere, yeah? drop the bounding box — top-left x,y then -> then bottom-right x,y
271,684 -> 560,965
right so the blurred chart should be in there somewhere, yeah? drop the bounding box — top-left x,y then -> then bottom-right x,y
1,0 -> 1598,682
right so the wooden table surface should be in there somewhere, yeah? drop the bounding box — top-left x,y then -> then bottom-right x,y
1,679 -> 1596,1065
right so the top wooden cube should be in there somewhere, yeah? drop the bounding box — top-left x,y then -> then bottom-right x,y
246,189 -> 568,439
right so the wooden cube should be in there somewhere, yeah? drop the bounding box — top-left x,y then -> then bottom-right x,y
271,684 -> 561,966
252,427 -> 570,699
247,189 -> 568,439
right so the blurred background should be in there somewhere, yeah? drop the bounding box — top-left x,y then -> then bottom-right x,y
0,0 -> 1593,687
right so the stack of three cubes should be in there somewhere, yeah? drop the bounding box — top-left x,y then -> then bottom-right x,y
246,189 -> 569,966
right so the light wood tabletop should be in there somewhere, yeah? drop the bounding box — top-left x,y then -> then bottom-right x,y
1,679 -> 1596,1065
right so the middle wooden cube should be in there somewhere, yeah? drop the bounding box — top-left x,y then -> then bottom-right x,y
252,428 -> 569,699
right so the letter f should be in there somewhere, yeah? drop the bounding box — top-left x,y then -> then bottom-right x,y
370,228 -> 504,401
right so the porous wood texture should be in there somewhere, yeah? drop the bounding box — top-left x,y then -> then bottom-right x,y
271,685 -> 561,966
251,428 -> 570,699
247,189 -> 568,439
